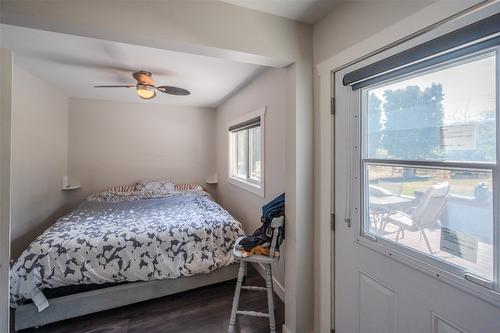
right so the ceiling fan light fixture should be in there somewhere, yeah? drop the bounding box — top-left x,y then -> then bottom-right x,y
136,84 -> 156,99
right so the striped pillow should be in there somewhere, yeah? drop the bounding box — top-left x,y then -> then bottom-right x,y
175,184 -> 203,192
107,185 -> 136,193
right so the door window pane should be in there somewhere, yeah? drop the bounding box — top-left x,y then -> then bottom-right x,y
366,53 -> 496,163
250,127 -> 261,180
236,130 -> 248,178
366,163 -> 493,280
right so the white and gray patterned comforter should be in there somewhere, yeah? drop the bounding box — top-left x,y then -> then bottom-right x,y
10,190 -> 245,310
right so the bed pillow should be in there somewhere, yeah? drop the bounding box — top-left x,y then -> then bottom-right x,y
107,184 -> 136,193
135,179 -> 176,192
175,184 -> 204,192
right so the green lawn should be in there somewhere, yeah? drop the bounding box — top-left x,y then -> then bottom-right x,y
399,178 -> 491,198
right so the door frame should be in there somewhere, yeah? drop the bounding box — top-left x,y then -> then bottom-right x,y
315,1 -> 495,332
0,48 -> 13,333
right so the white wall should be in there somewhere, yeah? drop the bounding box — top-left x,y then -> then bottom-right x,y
10,64 -> 69,259
68,98 -> 216,203
313,0 -> 437,64
215,67 -> 287,295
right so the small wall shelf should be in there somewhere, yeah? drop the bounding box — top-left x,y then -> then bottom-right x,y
61,176 -> 81,191
206,173 -> 218,185
62,185 -> 81,191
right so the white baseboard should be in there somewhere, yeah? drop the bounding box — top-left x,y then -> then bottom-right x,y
251,262 -> 285,302
282,326 -> 316,333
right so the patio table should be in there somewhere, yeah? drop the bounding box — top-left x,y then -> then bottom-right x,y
369,195 -> 414,232
370,195 -> 413,210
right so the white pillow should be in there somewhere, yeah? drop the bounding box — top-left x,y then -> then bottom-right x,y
135,179 -> 176,192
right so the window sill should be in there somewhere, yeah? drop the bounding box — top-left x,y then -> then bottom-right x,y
228,176 -> 264,197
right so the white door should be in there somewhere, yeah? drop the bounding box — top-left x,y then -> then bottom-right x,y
334,7 -> 500,333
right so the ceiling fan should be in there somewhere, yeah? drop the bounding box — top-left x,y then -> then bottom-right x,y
94,70 -> 190,100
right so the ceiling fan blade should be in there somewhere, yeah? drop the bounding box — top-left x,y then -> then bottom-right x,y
94,85 -> 135,88
156,86 -> 191,96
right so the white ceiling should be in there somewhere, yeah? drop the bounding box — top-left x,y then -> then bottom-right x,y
0,24 -> 264,107
220,0 -> 338,24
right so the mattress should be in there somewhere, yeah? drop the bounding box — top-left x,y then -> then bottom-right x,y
10,190 -> 245,310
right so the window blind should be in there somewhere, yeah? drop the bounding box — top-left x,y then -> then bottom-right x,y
228,116 -> 260,132
343,13 -> 500,90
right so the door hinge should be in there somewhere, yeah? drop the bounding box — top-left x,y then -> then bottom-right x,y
331,213 -> 335,230
330,97 -> 335,115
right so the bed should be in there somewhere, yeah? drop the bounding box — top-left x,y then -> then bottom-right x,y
10,183 -> 245,330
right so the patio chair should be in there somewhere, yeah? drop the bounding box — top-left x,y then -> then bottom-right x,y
382,181 -> 449,254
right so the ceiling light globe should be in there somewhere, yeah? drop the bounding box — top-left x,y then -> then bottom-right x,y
137,84 -> 156,99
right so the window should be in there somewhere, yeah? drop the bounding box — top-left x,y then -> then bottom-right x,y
345,25 -> 499,289
228,107 -> 265,196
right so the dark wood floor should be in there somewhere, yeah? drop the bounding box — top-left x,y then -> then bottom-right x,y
14,265 -> 283,333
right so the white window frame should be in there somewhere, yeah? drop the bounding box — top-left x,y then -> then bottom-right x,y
360,48 -> 498,282
341,10 -> 500,306
227,106 -> 266,197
